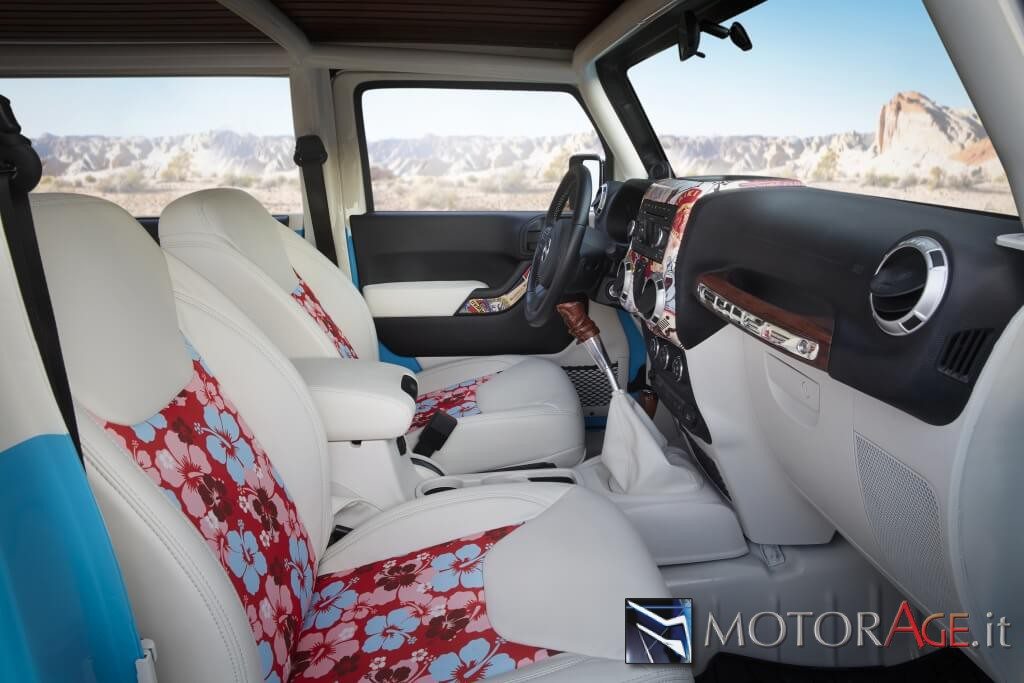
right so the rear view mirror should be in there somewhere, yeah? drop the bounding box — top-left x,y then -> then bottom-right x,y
678,11 -> 753,61
678,12 -> 703,61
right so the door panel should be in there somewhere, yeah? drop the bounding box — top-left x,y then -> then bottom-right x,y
350,211 -> 571,356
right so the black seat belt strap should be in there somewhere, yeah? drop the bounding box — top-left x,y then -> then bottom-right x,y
293,135 -> 338,266
413,411 -> 458,458
0,95 -> 82,458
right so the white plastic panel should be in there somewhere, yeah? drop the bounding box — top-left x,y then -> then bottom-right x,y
684,326 -> 835,545
362,280 -> 487,317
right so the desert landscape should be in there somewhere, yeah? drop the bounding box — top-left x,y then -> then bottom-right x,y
31,91 -> 1017,216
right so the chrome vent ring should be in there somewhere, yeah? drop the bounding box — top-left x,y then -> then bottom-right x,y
870,236 -> 949,336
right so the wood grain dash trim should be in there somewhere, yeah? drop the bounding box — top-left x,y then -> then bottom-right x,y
696,272 -> 833,371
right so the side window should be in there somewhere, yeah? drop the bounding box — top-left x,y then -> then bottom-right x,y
359,87 -> 605,211
0,77 -> 301,217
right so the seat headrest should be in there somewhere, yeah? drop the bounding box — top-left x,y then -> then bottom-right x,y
30,193 -> 193,425
160,188 -> 297,293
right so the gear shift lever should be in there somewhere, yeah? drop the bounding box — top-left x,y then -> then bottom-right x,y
556,302 -> 620,392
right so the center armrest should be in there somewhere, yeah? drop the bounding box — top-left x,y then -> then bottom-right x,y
291,358 -> 417,442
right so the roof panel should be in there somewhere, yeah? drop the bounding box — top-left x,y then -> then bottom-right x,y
0,0 -> 271,44
272,0 -> 623,49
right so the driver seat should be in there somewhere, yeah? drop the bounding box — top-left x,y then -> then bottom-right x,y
159,189 -> 584,474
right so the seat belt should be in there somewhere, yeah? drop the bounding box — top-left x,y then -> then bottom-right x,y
0,95 -> 82,458
293,134 -> 338,265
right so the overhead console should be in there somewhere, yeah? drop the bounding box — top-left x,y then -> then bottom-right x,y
618,178 -> 1024,425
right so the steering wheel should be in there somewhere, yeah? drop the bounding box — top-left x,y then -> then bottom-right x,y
524,164 -> 593,327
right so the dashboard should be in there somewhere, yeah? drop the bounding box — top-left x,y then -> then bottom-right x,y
601,177 -> 1024,675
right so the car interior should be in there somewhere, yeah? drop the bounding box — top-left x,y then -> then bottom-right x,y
1,0 -> 1022,682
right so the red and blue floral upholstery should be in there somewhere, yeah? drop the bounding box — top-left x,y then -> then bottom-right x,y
292,525 -> 554,682
291,271 -> 359,359
409,375 -> 495,433
101,342 -> 550,683
101,343 -> 316,682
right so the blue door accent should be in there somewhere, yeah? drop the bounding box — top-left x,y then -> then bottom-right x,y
0,434 -> 141,683
379,343 -> 423,373
617,308 -> 646,387
346,232 -> 360,288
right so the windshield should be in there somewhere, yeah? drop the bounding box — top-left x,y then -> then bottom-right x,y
628,0 -> 1017,216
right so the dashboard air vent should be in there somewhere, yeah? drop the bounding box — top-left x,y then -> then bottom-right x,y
869,236 -> 949,336
937,329 -> 991,383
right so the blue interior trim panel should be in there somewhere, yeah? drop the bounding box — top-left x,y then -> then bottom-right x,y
0,434 -> 141,682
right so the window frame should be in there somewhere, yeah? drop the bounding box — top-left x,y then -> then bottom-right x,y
353,80 -> 615,213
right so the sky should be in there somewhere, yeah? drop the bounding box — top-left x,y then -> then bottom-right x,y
0,0 -> 974,141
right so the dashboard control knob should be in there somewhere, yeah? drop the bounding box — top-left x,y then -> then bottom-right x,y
638,276 -> 659,318
627,219 -> 638,239
648,336 -> 661,359
610,261 -> 626,299
658,346 -> 672,370
671,355 -> 687,383
650,227 -> 666,248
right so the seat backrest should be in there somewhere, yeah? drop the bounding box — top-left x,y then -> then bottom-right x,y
159,188 -> 379,362
32,193 -> 333,683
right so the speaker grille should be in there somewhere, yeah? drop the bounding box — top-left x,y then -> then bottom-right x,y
564,363 -> 618,409
856,434 -> 956,613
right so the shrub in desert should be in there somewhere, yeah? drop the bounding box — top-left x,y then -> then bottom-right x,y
500,168 -> 529,193
947,172 -> 975,190
96,168 -> 148,193
811,149 -> 839,182
160,151 -> 193,183
369,165 -> 395,181
84,174 -> 97,184
899,173 -> 919,189
928,167 -> 946,189
220,172 -> 256,188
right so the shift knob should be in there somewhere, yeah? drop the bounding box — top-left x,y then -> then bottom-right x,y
556,301 -> 600,343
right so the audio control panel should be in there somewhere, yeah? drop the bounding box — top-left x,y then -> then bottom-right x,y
617,177 -> 802,349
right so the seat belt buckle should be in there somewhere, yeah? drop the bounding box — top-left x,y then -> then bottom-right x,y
413,411 -> 458,457
136,638 -> 158,683
293,134 -> 328,167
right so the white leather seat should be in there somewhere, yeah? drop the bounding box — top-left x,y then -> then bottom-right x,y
31,193 -> 687,683
159,189 -> 584,474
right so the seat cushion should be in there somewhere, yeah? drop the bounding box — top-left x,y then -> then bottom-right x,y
291,524 -> 554,682
410,357 -> 585,474
310,483 -> 676,679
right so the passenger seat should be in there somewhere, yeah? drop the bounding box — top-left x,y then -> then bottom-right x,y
159,189 -> 584,475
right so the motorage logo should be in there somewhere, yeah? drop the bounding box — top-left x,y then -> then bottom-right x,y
625,598 -> 693,664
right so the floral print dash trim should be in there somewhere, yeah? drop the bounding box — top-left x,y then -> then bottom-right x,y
291,270 -> 359,359
409,375 -> 495,433
100,342 -> 315,683
291,524 -> 556,682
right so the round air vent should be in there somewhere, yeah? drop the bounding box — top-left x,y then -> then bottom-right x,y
869,236 -> 949,336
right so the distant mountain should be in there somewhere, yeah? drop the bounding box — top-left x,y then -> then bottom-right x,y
32,92 -> 1006,188
34,130 -> 296,180
660,92 -> 1003,182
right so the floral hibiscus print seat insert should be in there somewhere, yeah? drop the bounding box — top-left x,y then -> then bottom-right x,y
292,524 -> 555,682
100,341 -> 553,682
